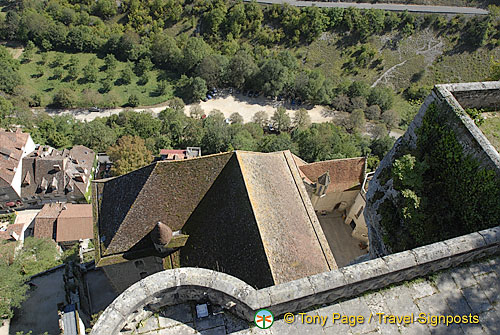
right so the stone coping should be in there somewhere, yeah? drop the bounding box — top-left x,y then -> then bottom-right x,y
91,225 -> 500,334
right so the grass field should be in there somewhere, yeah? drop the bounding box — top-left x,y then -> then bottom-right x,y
16,50 -> 174,108
480,113 -> 500,152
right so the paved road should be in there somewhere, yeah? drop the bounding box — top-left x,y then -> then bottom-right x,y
130,255 -> 500,334
243,0 -> 489,15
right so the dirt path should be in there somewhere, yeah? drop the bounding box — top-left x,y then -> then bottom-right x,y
371,60 -> 408,88
0,40 -> 24,59
41,93 -> 333,123
40,93 -> 405,139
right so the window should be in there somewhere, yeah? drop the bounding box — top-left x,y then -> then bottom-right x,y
355,206 -> 364,219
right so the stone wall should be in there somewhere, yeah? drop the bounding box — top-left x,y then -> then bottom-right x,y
364,82 -> 500,258
91,225 -> 499,334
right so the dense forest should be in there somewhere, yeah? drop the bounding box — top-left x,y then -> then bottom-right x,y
0,0 -> 499,172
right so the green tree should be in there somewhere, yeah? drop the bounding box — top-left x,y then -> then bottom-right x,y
15,238 -> 61,277
381,109 -> 400,129
368,86 -> 394,111
347,109 -> 366,132
202,110 -> 231,154
0,46 -> 22,93
52,67 -> 63,80
121,64 -> 134,85
101,78 -> 113,93
104,54 -> 117,71
52,88 -> 76,108
348,81 -> 370,98
74,119 -> 117,152
365,105 -> 381,120
227,50 -> 257,89
293,108 -> 311,129
271,107 -> 291,132
229,112 -> 244,124
252,111 -> 269,127
107,135 -> 152,176
370,135 -> 394,159
67,56 -> 79,81
258,58 -> 291,97
0,258 -> 27,319
176,75 -> 207,103
135,57 -> 153,76
230,128 -> 256,151
0,96 -> 13,128
128,94 -> 139,107
22,41 -> 36,63
201,2 -> 227,35
150,34 -> 182,69
258,133 -> 293,152
83,62 -> 98,83
156,80 -> 172,96
93,0 -> 117,19
182,37 -> 212,73
195,54 -> 229,89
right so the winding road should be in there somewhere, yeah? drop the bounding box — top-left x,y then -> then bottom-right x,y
243,0 -> 489,15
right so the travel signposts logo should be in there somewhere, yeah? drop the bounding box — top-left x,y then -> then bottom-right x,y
254,309 -> 274,329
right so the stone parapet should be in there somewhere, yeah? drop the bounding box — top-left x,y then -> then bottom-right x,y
91,225 -> 500,334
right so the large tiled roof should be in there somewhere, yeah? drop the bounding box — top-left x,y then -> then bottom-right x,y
0,129 -> 30,186
236,151 -> 336,283
93,151 -> 336,286
298,157 -> 366,193
56,204 -> 93,242
94,152 -> 233,257
34,203 -> 64,239
21,145 -> 95,199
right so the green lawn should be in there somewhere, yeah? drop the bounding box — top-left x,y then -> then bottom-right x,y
17,50 -> 174,108
480,113 -> 500,152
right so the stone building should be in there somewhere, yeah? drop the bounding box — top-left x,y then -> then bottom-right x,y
0,129 -> 36,211
365,82 -> 500,258
93,151 -> 337,292
33,203 -> 93,248
295,157 -> 370,246
159,147 -> 201,161
20,145 -> 96,208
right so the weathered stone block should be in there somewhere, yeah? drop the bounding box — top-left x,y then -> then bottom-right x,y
308,269 -> 347,295
267,277 -> 314,306
411,241 -> 452,265
341,258 -> 390,284
91,307 -> 125,335
112,283 -> 150,318
382,250 -> 417,272
478,226 -> 500,245
444,232 -> 486,255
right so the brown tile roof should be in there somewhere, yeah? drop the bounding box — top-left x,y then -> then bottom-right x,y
236,151 -> 336,283
0,129 -> 30,186
94,152 -> 233,257
94,150 -> 336,287
56,204 -> 93,242
0,223 -> 24,240
21,145 -> 95,199
298,157 -> 366,193
34,203 -> 64,239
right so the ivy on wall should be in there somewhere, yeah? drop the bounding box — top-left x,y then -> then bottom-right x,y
378,103 -> 500,252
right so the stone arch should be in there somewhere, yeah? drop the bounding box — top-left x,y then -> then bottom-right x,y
90,268 -> 259,335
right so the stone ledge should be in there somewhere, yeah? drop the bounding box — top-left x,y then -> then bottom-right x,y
443,232 -> 486,255
91,225 -> 500,334
478,226 -> 500,245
